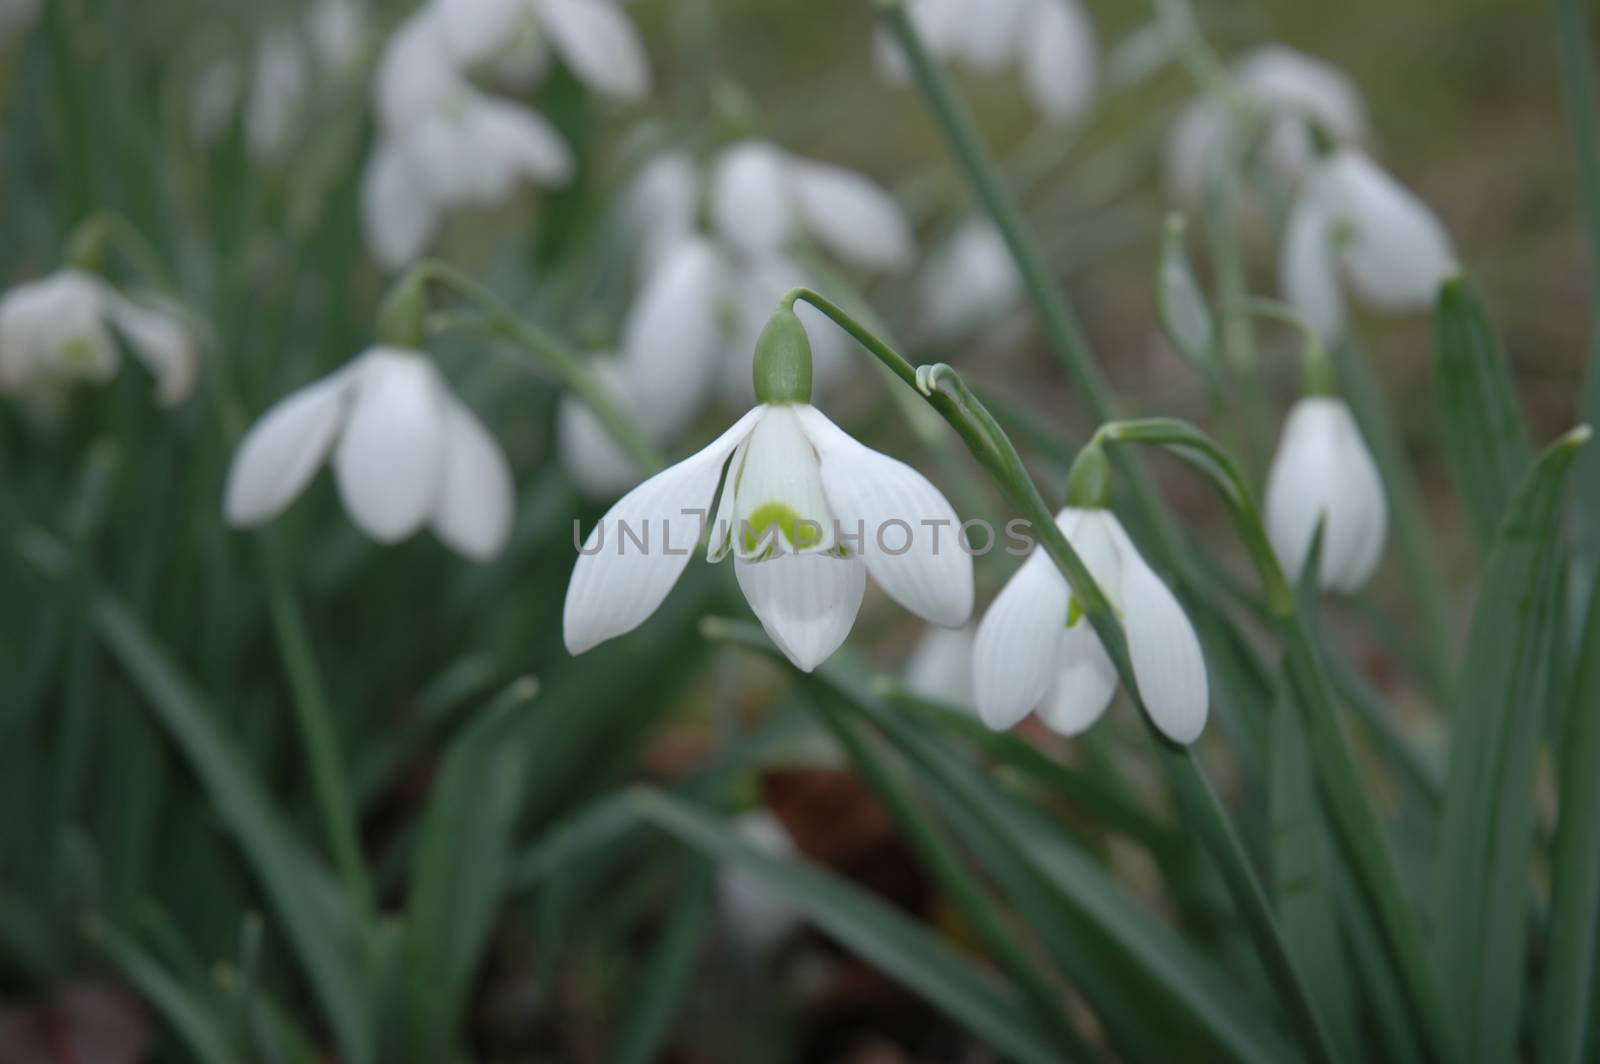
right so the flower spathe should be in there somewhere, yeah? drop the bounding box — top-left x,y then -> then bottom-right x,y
1280,149 -> 1455,341
1264,396 -> 1387,592
564,403 -> 974,672
223,347 -> 514,562
973,507 -> 1208,744
0,269 -> 198,407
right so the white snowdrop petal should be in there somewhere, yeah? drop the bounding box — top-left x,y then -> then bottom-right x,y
104,295 -> 199,406
902,625 -> 977,710
1021,0 -> 1097,125
1236,45 -> 1368,180
431,397 -> 516,562
709,141 -> 796,255
735,550 -> 867,672
731,405 -> 836,558
563,406 -> 764,654
332,350 -> 448,543
706,435 -> 749,563
224,372 -> 352,527
424,0 -> 526,67
1264,398 -> 1342,585
788,160 -> 913,271
1331,405 -> 1389,590
1320,152 -> 1454,312
621,237 -> 725,431
796,405 -> 973,626
362,139 -> 437,272
1120,553 -> 1208,744
626,151 -> 702,276
533,0 -> 650,100
917,218 -> 1022,335
1280,195 -> 1347,342
475,97 -> 575,187
953,0 -> 1029,71
1162,98 -> 1228,206
556,360 -> 649,500
1036,622 -> 1118,736
972,548 -> 1070,731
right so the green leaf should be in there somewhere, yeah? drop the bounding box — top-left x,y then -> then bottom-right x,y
1432,427 -> 1591,1063
1539,571 -> 1600,1064
610,865 -> 712,1064
90,595 -> 374,1064
629,788 -> 1063,1064
1434,276 -> 1534,553
391,678 -> 539,1063
84,915 -> 241,1064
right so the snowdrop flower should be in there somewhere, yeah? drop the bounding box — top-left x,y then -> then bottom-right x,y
915,218 -> 1023,336
361,14 -> 573,271
1164,45 -> 1367,206
246,29 -> 313,159
876,0 -> 1098,126
223,348 -> 514,562
0,270 -> 198,406
708,140 -> 914,272
1280,149 -> 1454,341
422,0 -> 650,101
558,237 -> 727,498
973,500 -> 1207,743
564,309 -> 973,671
902,624 -> 976,709
1264,396 -> 1387,592
718,810 -> 803,955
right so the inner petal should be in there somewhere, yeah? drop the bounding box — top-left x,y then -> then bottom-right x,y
731,405 -> 835,559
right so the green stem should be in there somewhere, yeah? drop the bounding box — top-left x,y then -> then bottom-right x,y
64,211 -> 175,290
811,695 -> 1094,1060
400,260 -> 664,473
258,534 -> 373,918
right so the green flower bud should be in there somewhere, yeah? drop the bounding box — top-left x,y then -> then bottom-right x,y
752,306 -> 813,405
1158,214 -> 1216,372
376,272 -> 429,349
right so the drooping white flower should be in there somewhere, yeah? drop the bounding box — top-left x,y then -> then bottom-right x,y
876,0 -> 1098,126
708,140 -> 914,272
902,624 -> 976,709
1279,149 -> 1454,341
223,348 -> 514,562
1264,397 -> 1387,592
915,218 -> 1023,336
558,237 -> 727,498
422,0 -> 650,101
0,270 -> 198,407
973,507 -> 1207,743
718,810 -> 803,956
246,28 -> 313,159
564,402 -> 973,671
361,13 -> 573,271
1163,45 -> 1367,206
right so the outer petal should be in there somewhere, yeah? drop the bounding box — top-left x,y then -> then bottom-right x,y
431,397 -> 515,562
475,97 -> 575,187
734,551 -> 867,672
1280,194 -> 1346,342
952,0 -> 1029,71
1021,0 -> 1097,125
788,160 -> 913,271
708,141 -> 796,255
533,0 -> 650,101
1330,403 -> 1388,590
972,548 -> 1069,730
917,218 -> 1022,335
1264,398 -> 1341,584
1118,549 -> 1208,744
362,138 -> 437,272
626,151 -> 702,276
423,0 -> 526,68
1235,45 -> 1368,181
104,294 -> 199,406
1319,151 -> 1454,312
332,350 -> 448,543
621,237 -> 725,430
1035,622 -> 1117,736
556,358 -> 649,499
795,405 -> 973,626
563,406 -> 764,654
1162,97 -> 1227,206
223,370 -> 353,527
902,624 -> 976,709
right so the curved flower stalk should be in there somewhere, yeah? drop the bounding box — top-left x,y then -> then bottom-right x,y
360,10 -> 575,271
223,348 -> 514,562
564,308 -> 973,672
1164,44 -> 1368,205
915,217 -> 1024,338
558,238 -> 726,498
617,144 -> 914,410
0,270 -> 198,407
425,0 -> 651,102
1264,396 -> 1388,591
1279,148 -> 1455,341
875,0 -> 1099,127
972,484 -> 1208,743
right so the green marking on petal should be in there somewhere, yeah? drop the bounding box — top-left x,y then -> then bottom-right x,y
741,502 -> 825,557
1066,597 -> 1084,629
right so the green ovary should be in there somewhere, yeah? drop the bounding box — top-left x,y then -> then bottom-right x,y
741,501 -> 825,557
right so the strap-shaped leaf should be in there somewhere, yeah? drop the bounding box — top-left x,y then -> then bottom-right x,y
1431,427 -> 1590,1063
1434,276 -> 1533,553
